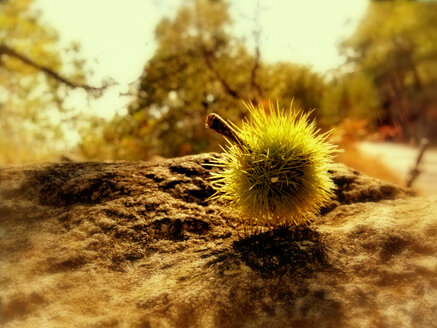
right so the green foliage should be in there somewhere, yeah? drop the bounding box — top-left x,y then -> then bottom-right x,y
3,0 -> 436,164
340,0 -> 437,142
79,0 -> 437,161
210,102 -> 336,229
320,73 -> 381,127
126,0 -> 256,157
78,114 -> 152,161
90,0 -> 329,159
262,63 -> 326,112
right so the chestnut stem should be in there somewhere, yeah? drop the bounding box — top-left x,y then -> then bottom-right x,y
205,113 -> 244,147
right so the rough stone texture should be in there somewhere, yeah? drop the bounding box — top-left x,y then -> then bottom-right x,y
0,153 -> 436,328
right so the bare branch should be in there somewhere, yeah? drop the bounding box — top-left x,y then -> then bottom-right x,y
0,43 -> 107,93
193,0 -> 242,101
249,1 -> 264,101
406,138 -> 429,188
250,31 -> 263,100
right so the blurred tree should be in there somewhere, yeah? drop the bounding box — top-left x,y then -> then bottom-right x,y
0,0 -> 104,163
341,0 -> 437,143
263,62 -> 326,115
127,0 -> 261,157
320,72 -> 381,127
85,0 -> 328,159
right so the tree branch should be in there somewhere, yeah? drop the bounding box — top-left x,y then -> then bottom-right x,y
250,33 -> 263,100
193,0 -> 242,101
0,43 -> 107,93
201,48 -> 242,100
249,1 -> 264,101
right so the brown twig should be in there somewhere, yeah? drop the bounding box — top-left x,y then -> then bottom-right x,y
205,113 -> 244,146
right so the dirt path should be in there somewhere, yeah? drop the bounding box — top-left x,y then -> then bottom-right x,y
358,141 -> 437,195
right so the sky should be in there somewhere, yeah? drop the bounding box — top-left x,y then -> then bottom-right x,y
34,0 -> 369,120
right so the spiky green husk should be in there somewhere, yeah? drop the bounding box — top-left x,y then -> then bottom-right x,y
210,102 -> 336,228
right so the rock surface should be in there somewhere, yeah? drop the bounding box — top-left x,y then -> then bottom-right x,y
0,153 -> 436,328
